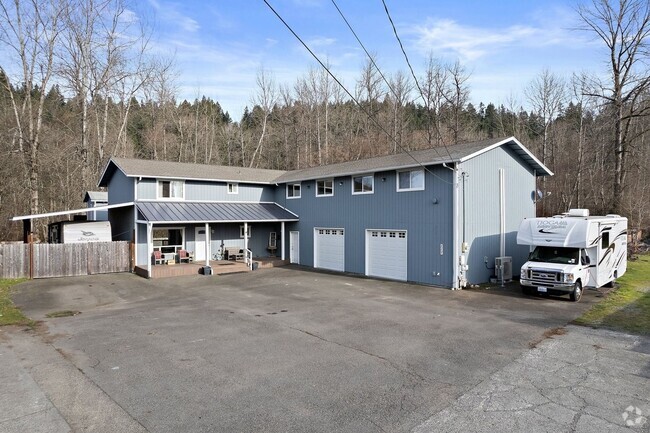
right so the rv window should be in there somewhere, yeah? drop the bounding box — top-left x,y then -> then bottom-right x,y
529,246 -> 579,265
601,232 -> 610,249
581,250 -> 590,265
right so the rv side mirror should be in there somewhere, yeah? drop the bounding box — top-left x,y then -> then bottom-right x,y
582,256 -> 590,265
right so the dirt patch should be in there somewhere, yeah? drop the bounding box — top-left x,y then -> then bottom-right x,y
529,326 -> 567,348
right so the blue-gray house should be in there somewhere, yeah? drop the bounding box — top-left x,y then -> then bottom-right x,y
97,136 -> 552,288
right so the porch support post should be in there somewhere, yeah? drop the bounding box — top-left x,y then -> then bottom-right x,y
146,222 -> 152,278
244,222 -> 249,263
205,223 -> 210,266
281,222 -> 285,260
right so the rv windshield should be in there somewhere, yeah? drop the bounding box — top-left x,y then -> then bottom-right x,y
529,247 -> 580,265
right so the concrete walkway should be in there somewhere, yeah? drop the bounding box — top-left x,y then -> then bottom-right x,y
0,326 -> 147,433
0,336 -> 70,433
412,325 -> 650,433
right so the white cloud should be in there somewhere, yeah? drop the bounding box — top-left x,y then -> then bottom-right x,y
151,1 -> 200,33
307,37 -> 336,47
409,10 -> 591,61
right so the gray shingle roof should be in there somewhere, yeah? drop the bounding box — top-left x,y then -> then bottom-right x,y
100,136 -> 551,187
137,202 -> 298,223
273,137 -> 509,183
109,157 -> 286,184
84,191 -> 108,202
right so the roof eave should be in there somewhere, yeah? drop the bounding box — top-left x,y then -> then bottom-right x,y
458,136 -> 553,176
273,158 -> 457,184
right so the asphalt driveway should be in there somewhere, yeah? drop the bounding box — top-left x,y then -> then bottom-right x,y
11,267 -> 600,432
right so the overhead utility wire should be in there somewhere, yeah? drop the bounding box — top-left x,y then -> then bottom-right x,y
329,0 -> 446,162
262,0 -> 452,184
380,0 -> 455,162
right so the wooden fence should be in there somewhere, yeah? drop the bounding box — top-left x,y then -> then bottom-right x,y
0,241 -> 131,279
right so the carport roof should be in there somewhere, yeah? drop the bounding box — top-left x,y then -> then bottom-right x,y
136,201 -> 299,224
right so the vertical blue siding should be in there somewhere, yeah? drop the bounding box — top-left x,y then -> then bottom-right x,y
137,178 -> 157,199
136,178 -> 275,202
460,146 -> 536,284
108,170 -> 134,204
185,181 -> 275,201
277,166 -> 455,287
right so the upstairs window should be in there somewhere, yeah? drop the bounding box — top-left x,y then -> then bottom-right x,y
158,180 -> 184,199
352,174 -> 374,194
287,183 -> 301,199
316,179 -> 333,197
397,169 -> 424,192
227,182 -> 239,194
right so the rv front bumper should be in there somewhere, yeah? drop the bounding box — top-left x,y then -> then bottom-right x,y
520,279 -> 575,293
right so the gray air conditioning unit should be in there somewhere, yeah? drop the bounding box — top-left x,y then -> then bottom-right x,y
495,256 -> 512,282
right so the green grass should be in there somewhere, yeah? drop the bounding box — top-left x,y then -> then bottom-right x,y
0,278 -> 34,327
574,254 -> 650,335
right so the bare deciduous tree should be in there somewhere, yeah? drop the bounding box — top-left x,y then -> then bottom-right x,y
249,67 -> 277,168
577,0 -> 650,213
0,0 -> 64,234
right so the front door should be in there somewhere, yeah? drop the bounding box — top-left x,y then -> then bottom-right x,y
290,231 -> 300,264
195,227 -> 206,261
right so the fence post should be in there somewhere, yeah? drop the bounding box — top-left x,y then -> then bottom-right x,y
28,233 -> 34,279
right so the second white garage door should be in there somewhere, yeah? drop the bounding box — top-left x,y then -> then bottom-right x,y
314,228 -> 345,272
366,230 -> 407,281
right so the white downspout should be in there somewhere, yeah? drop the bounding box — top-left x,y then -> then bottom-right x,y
451,164 -> 459,289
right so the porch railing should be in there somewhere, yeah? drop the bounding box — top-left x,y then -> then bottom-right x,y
245,248 -> 253,270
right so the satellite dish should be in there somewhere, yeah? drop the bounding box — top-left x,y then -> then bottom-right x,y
531,189 -> 543,202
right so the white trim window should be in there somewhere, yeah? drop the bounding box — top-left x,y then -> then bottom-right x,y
240,225 -> 251,239
286,183 -> 301,199
227,182 -> 239,194
157,179 -> 184,199
316,179 -> 334,197
352,174 -> 374,195
397,169 -> 424,192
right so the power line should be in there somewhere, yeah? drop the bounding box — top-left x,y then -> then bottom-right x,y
330,0 -> 396,98
329,0 -> 447,162
262,0 -> 453,184
380,0 -> 454,162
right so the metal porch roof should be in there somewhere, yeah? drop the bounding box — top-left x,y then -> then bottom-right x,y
136,201 -> 299,223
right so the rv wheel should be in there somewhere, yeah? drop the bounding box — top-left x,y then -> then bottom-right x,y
570,281 -> 582,302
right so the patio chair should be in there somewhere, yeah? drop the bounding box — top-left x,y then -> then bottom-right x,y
178,249 -> 192,263
153,250 -> 165,265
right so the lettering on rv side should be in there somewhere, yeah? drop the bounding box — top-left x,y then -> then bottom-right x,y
536,220 -> 568,234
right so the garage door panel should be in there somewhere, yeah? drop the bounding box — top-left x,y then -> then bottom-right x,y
366,230 -> 407,281
315,229 -> 344,272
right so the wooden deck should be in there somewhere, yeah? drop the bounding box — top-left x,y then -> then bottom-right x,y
135,257 -> 289,279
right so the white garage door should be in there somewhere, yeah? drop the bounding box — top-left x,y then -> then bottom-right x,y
314,228 -> 345,272
366,230 -> 407,281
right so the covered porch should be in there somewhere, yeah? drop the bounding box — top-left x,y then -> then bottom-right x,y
135,257 -> 289,279
134,201 -> 298,278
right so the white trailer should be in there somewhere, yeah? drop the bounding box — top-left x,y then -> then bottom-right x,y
517,209 -> 627,301
48,220 -> 112,244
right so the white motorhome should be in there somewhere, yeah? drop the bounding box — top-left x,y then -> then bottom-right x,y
517,209 -> 627,302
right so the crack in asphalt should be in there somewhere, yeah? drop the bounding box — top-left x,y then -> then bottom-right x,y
289,326 -> 430,384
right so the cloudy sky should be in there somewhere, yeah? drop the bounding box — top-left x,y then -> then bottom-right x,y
128,0 -> 602,119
